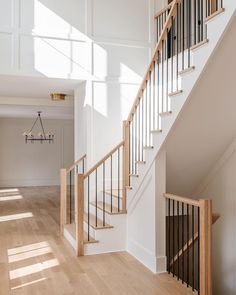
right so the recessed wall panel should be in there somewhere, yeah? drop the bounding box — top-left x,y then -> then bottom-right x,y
92,0 -> 150,42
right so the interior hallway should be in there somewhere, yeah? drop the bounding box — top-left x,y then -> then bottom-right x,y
0,186 -> 194,295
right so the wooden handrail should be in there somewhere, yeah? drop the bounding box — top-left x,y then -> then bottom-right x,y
66,154 -> 86,173
164,193 -> 200,207
84,141 -> 124,178
126,0 -> 180,125
154,2 -> 173,19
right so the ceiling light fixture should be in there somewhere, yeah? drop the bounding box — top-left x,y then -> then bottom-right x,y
22,111 -> 54,143
50,93 -> 66,101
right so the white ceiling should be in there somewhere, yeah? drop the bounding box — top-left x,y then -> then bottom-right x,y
0,75 -> 82,119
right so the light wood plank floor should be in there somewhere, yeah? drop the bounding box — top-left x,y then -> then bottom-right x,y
0,186 -> 194,295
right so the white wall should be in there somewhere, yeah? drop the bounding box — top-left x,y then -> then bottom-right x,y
194,139 -> 236,295
127,150 -> 166,273
0,117 -> 74,187
72,0 -> 156,166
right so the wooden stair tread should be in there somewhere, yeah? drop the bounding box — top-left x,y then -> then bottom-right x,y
84,212 -> 113,230
160,111 -> 172,116
136,160 -> 146,164
151,129 -> 162,133
129,174 -> 139,177
90,201 -> 127,215
205,7 -> 225,23
179,66 -> 195,75
190,38 -> 209,51
168,90 -> 183,97
104,189 -> 124,198
64,223 -> 98,244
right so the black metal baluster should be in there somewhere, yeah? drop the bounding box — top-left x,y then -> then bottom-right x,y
171,16 -> 174,93
103,162 -> 105,226
182,0 -> 185,70
149,73 -> 152,145
173,199 -> 175,277
87,176 -> 90,241
129,122 -> 131,185
187,204 -> 190,287
157,17 -> 159,42
131,115 -> 135,174
176,3 -> 179,91
198,206 -> 200,294
166,33 -> 169,112
157,51 -> 160,129
198,0 -> 200,43
201,0 -> 204,42
153,62 -> 156,130
95,169 -> 98,227
145,83 -> 148,146
192,205 -> 195,291
188,0 -> 191,68
118,148 -> 120,212
177,201 -> 180,280
142,91 -> 144,161
162,40 -> 164,113
110,155 -> 113,213
138,102 -> 141,162
69,171 -> 72,223
182,202 -> 184,283
168,198 -> 171,274
194,0 -> 197,45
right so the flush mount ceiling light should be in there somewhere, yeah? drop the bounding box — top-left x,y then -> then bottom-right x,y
22,111 -> 54,144
50,93 -> 66,101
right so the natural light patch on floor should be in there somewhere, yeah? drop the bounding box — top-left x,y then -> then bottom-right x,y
0,195 -> 23,201
0,188 -> 19,194
8,241 -> 50,256
11,277 -> 47,290
9,258 -> 59,280
8,245 -> 52,263
0,212 -> 33,222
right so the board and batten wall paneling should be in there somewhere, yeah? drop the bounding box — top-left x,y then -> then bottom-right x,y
0,118 -> 74,187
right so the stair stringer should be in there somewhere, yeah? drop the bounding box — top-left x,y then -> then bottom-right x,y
126,0 -> 236,272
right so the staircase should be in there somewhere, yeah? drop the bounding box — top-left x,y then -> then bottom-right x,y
60,0 -> 234,294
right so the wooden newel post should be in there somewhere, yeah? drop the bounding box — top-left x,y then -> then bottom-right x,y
123,120 -> 130,211
60,168 -> 67,235
75,173 -> 84,256
199,199 -> 212,295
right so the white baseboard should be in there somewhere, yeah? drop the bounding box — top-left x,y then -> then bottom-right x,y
127,238 -> 158,273
156,256 -> 167,274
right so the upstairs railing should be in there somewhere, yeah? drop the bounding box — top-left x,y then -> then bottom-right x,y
122,0 -> 224,187
60,155 -> 86,234
165,194 -> 220,295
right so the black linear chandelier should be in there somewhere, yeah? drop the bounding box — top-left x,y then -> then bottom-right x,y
23,111 -> 54,143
